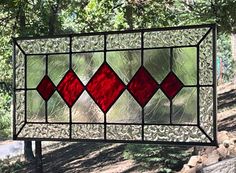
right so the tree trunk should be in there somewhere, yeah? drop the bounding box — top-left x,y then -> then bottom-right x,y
24,141 -> 35,162
35,141 -> 43,173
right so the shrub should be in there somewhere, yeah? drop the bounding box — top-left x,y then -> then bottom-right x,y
124,144 -> 192,172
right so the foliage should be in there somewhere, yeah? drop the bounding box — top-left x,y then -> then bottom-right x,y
124,144 -> 191,172
217,33 -> 235,82
0,90 -> 11,138
0,158 -> 24,173
174,0 -> 236,33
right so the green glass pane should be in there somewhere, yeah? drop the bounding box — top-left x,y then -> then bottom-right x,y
72,52 -> 103,85
172,87 -> 197,124
48,92 -> 69,122
27,55 -> 45,88
173,47 -> 197,85
144,90 -> 170,124
107,50 -> 141,84
72,91 -> 104,123
48,54 -> 69,85
144,49 -> 170,83
27,90 -> 45,122
107,90 -> 141,123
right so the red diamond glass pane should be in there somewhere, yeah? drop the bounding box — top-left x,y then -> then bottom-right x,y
36,75 -> 55,101
161,72 -> 183,99
87,63 -> 125,112
57,70 -> 84,107
128,67 -> 159,107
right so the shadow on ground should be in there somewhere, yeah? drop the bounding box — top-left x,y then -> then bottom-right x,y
17,142 -> 141,173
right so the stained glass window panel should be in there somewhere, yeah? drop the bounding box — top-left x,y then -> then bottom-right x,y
13,24 -> 217,145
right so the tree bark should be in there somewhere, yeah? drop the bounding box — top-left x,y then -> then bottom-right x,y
24,141 -> 35,162
35,141 -> 43,173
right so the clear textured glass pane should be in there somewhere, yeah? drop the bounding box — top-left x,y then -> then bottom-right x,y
199,31 -> 213,85
72,35 -> 104,52
72,52 -> 103,85
144,49 -> 170,83
27,55 -> 45,88
15,91 -> 25,134
27,91 -> 45,122
18,123 -> 69,139
72,124 -> 104,139
15,46 -> 25,88
144,28 -> 209,47
17,37 -> 69,54
144,125 -> 210,142
48,54 -> 69,85
200,87 -> 214,139
172,88 -> 197,124
107,33 -> 141,50
107,50 -> 141,84
47,92 -> 69,122
144,90 -> 170,124
107,90 -> 141,123
72,91 -> 104,123
106,125 -> 142,140
173,48 -> 197,85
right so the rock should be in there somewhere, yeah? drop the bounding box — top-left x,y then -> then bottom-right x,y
204,150 -> 220,166
200,155 -> 208,165
195,163 -> 203,172
201,157 -> 236,173
217,131 -> 230,144
228,145 -> 236,156
203,147 -> 217,155
217,144 -> 228,158
187,167 -> 196,173
180,164 -> 190,173
188,156 -> 201,167
223,140 -> 231,148
230,138 -> 236,144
